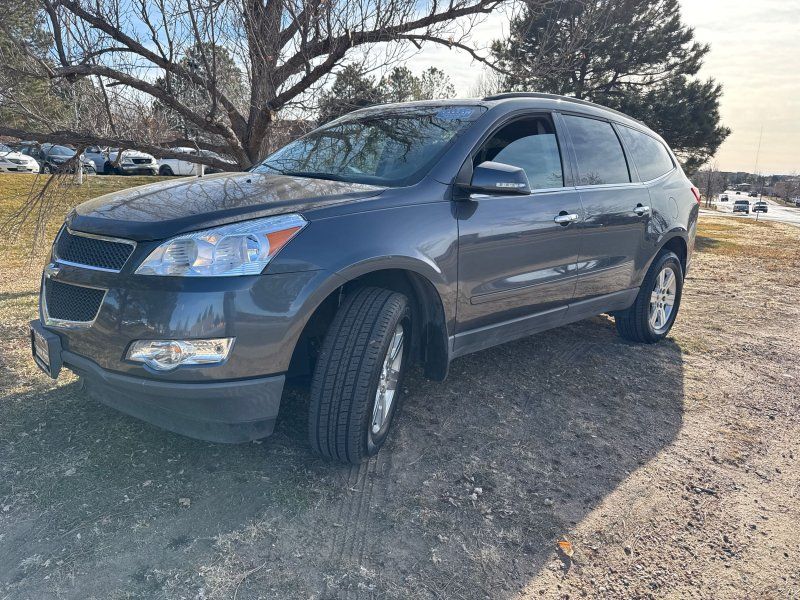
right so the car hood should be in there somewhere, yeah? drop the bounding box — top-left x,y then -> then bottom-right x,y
66,171 -> 386,241
117,150 -> 154,160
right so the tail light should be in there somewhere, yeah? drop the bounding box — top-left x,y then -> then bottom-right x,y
690,186 -> 701,204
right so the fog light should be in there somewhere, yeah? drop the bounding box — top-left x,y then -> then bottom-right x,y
127,338 -> 234,371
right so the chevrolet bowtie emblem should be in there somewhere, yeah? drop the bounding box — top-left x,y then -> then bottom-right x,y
44,263 -> 61,279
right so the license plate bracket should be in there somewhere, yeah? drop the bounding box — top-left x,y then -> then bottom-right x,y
30,320 -> 63,378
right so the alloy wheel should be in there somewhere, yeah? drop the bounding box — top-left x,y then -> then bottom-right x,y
649,267 -> 677,333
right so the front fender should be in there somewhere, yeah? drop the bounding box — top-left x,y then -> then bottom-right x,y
268,201 -> 459,330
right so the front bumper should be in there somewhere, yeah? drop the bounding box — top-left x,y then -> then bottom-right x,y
31,318 -> 283,442
119,164 -> 158,175
0,164 -> 38,173
34,254 -> 340,442
68,347 -> 284,442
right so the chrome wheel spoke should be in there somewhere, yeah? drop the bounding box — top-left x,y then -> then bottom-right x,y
371,323 -> 404,435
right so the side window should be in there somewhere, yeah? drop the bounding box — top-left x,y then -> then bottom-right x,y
473,115 -> 564,189
563,115 -> 630,186
618,126 -> 674,181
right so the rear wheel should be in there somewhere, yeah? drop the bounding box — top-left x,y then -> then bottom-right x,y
615,251 -> 683,343
309,287 -> 410,463
159,165 -> 174,176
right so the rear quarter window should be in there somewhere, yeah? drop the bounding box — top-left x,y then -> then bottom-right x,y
618,126 -> 674,181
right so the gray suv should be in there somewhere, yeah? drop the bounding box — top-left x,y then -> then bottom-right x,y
30,94 -> 699,463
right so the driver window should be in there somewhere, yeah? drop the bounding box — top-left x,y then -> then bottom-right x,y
473,115 -> 564,189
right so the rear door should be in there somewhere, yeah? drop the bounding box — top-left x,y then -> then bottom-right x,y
560,113 -> 649,301
454,113 -> 583,355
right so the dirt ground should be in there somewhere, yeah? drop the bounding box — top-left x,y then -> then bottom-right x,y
1,191 -> 798,598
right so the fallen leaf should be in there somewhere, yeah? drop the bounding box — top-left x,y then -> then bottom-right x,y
178,497 -> 191,508
557,540 -> 574,557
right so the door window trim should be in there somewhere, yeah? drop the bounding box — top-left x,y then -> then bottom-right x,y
457,109 -> 573,192
557,110 -> 639,190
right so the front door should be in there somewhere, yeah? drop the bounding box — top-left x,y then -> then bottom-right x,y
454,113 -> 583,356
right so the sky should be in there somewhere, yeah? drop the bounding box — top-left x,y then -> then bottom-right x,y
406,0 -> 800,175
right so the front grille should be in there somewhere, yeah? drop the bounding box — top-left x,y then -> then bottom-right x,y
7,158 -> 23,164
131,158 -> 150,164
45,279 -> 105,322
55,229 -> 134,271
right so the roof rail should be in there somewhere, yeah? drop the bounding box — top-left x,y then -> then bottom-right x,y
482,92 -> 643,124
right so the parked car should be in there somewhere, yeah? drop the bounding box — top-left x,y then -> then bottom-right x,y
21,143 -> 96,174
30,94 -> 699,463
720,194 -> 728,202
749,191 -> 758,197
84,147 -> 159,175
752,200 -> 768,213
158,147 -> 231,176
733,199 -> 751,214
0,143 -> 39,173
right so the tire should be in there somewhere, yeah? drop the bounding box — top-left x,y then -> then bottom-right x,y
615,251 -> 683,343
309,287 -> 410,463
159,165 -> 173,176
42,164 -> 52,174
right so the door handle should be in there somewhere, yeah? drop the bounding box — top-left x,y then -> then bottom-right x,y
634,205 -> 651,216
554,212 -> 579,225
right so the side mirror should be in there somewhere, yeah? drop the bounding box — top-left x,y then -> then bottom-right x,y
466,161 -> 531,195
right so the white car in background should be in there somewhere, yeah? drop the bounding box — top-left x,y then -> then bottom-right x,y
158,147 -> 232,176
84,147 -> 159,175
0,144 -> 40,173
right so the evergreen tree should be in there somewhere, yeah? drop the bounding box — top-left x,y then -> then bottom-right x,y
380,67 -> 422,103
318,65 -> 385,123
493,0 -> 730,174
417,67 -> 457,100
0,0 -> 62,127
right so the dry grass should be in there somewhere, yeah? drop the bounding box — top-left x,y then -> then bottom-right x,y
696,218 -> 800,265
0,173 -> 169,268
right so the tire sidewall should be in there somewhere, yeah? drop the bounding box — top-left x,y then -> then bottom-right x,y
645,252 -> 683,340
364,305 -> 411,457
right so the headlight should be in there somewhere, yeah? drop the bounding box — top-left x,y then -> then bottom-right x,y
135,214 -> 306,276
127,338 -> 234,370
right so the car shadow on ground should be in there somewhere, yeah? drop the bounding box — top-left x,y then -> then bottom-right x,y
0,315 -> 684,599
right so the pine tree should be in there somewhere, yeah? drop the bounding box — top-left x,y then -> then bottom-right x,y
318,65 -> 385,123
493,0 -> 730,174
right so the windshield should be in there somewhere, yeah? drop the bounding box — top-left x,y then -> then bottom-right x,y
253,105 -> 485,186
0,144 -> 12,153
50,146 -> 75,157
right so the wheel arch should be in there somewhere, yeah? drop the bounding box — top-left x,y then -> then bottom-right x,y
288,262 -> 451,382
657,231 -> 689,275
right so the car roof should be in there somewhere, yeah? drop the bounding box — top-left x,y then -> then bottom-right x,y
344,93 -> 649,134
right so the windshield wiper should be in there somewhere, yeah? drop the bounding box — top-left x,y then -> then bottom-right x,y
280,170 -> 348,182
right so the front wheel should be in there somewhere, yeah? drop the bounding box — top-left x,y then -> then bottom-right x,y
309,287 -> 410,463
615,251 -> 683,343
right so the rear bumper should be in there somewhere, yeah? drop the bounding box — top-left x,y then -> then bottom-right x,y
64,349 -> 284,443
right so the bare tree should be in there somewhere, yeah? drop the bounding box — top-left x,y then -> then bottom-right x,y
0,0 -> 512,170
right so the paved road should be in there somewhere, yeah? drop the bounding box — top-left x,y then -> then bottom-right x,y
701,189 -> 800,226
